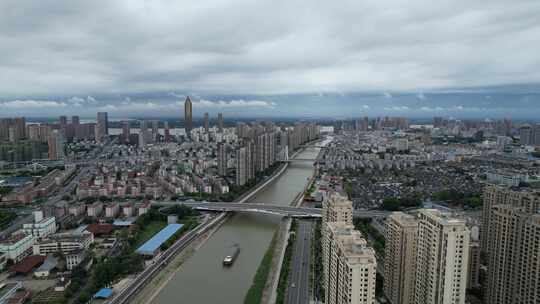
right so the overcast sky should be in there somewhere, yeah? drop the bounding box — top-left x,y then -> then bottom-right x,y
1,0 -> 540,118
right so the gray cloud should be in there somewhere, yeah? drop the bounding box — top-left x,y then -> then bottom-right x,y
0,0 -> 539,99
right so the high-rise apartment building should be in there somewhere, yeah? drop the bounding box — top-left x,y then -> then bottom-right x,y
121,121 -> 130,144
48,130 -> 65,160
321,193 -> 377,304
0,118 -> 10,141
184,96 -> 193,138
12,117 -> 26,141
414,209 -> 469,304
218,113 -> 224,133
151,120 -> 159,141
218,143 -> 227,176
485,205 -> 540,304
384,212 -> 418,304
481,184 -> 540,253
323,221 -> 377,304
203,112 -> 209,133
235,146 -> 247,186
322,193 -> 353,226
164,121 -> 171,142
95,112 -> 108,143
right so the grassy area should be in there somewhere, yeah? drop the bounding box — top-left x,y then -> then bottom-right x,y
353,218 -> 385,256
276,220 -> 298,304
312,220 -> 324,302
0,210 -> 16,229
133,220 -> 167,248
244,232 -> 278,304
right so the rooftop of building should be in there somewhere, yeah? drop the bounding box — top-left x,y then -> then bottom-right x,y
0,233 -> 30,245
10,255 -> 46,274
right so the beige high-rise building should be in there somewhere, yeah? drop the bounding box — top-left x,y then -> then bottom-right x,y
323,222 -> 377,304
384,212 -> 418,304
322,193 -> 353,226
485,205 -> 540,304
481,184 -> 540,254
414,209 -> 469,304
322,193 -> 376,304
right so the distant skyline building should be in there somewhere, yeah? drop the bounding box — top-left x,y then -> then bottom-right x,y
218,112 -> 224,133
218,143 -> 227,176
184,96 -> 193,138
204,112 -> 209,133
235,146 -> 247,186
95,112 -> 108,143
164,121 -> 171,142
121,121 -> 130,144
48,130 -> 65,160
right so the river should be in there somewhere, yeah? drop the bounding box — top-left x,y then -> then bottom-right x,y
150,146 -> 320,304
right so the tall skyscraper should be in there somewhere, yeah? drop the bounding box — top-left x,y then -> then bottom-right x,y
12,117 -> 26,141
218,112 -> 224,133
71,116 -> 80,125
59,115 -> 67,126
151,120 -> 159,141
96,112 -> 108,143
184,96 -> 193,138
48,130 -> 65,160
235,146 -> 247,186
485,205 -> 540,304
203,112 -> 209,133
121,121 -> 130,144
384,212 -> 418,304
138,120 -> 151,146
0,118 -> 10,141
218,143 -> 227,176
414,209 -> 469,304
164,121 -> 171,142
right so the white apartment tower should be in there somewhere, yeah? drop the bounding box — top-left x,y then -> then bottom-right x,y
322,193 -> 377,304
384,212 -> 418,304
414,209 -> 470,304
323,222 -> 377,304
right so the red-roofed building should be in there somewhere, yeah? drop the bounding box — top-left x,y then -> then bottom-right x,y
85,223 -> 114,236
9,255 -> 46,274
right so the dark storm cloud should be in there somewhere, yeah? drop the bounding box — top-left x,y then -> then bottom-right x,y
1,0 -> 539,117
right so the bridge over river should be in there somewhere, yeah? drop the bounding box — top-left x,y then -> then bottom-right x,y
153,201 -> 390,218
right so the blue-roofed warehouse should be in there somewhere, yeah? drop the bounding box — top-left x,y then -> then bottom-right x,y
136,223 -> 184,256
94,288 -> 113,299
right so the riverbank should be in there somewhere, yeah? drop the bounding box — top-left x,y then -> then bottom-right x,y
131,214 -> 228,304
143,144 -> 322,304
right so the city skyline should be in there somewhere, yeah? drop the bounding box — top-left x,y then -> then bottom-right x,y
2,90 -> 540,119
1,0 -> 540,118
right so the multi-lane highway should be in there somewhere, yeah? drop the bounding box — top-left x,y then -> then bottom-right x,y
286,220 -> 313,304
